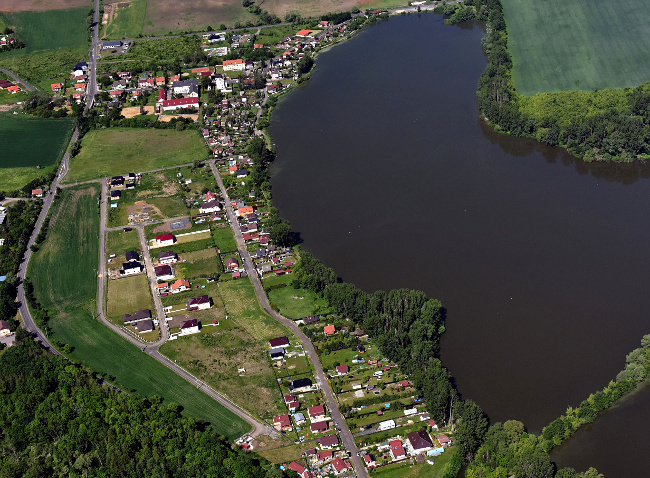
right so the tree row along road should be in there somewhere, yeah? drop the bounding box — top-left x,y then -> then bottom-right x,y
209,160 -> 369,478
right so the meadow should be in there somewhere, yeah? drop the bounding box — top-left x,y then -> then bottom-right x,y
212,225 -> 237,253
106,228 -> 141,255
28,185 -> 250,438
65,128 -> 208,182
105,0 -> 147,39
0,8 -> 88,53
0,112 -> 74,192
106,274 -> 153,322
265,274 -> 331,320
502,0 -> 650,95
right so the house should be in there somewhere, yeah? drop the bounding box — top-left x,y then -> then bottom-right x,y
171,278 -> 190,293
187,295 -> 211,311
0,320 -> 11,337
318,21 -> 330,28
31,188 -> 43,197
332,458 -> 351,475
110,190 -> 121,200
136,319 -> 155,333
269,336 -> 290,348
156,76 -> 165,86
111,176 -> 125,188
179,318 -> 200,335
363,454 -> 376,467
158,250 -> 178,264
191,66 -> 212,74
284,394 -> 295,404
236,205 -> 255,217
436,434 -> 452,447
289,377 -> 312,393
224,257 -> 239,269
259,236 -> 270,246
223,59 -> 245,71
400,380 -> 410,388
101,40 -> 123,50
213,73 -> 231,93
51,83 -> 62,92
156,233 -> 175,246
429,419 -> 439,430
122,309 -> 152,325
157,89 -> 166,102
406,430 -> 434,455
236,169 -> 249,178
120,261 -> 142,276
205,190 -> 217,202
287,462 -> 310,478
74,83 -> 86,91
200,200 -> 221,213
378,419 -> 396,431
154,265 -> 175,281
303,315 -> 319,325
273,414 -> 292,431
336,364 -> 349,375
288,401 -> 299,411
318,434 -> 339,449
74,61 -> 88,71
390,440 -> 407,460
310,421 -> 328,433
125,250 -> 139,262
324,324 -> 336,336
295,29 -> 312,37
171,79 -> 199,95
161,97 -> 199,112
315,450 -> 333,464
293,412 -> 305,425
269,347 -> 285,360
307,404 -> 325,419
158,282 -> 170,294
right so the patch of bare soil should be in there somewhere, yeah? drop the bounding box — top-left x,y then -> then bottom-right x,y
121,106 -> 155,118
127,200 -> 165,218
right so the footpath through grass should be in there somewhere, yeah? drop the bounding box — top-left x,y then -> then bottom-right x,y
0,112 -> 74,192
65,128 -> 208,183
502,0 -> 650,95
28,185 -> 250,439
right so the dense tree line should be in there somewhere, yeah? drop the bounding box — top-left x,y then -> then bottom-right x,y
0,201 -> 42,329
0,335 -> 289,478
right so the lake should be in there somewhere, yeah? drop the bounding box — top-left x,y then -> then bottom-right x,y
269,12 -> 650,475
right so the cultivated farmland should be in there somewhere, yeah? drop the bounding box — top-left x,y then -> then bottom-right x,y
0,112 -> 74,192
28,185 -> 250,438
502,0 -> 650,95
0,8 -> 89,53
65,128 -> 208,183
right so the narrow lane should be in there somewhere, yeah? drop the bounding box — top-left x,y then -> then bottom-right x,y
209,160 -> 368,477
0,68 -> 35,91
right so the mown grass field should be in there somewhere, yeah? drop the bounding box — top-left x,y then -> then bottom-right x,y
373,447 -> 457,478
105,0 -> 147,39
265,274 -> 331,320
106,229 -> 141,256
502,0 -> 650,95
212,226 -> 237,253
0,112 -> 74,192
0,8 -> 88,53
107,275 -> 153,321
28,185 -> 250,438
65,128 -> 208,183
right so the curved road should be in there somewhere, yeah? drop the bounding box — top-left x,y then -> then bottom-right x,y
210,160 -> 368,478
0,68 -> 35,92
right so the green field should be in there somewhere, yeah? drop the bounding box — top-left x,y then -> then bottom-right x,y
28,185 -> 250,438
212,225 -> 237,253
266,275 -> 331,320
373,447 -> 456,478
502,0 -> 650,95
0,9 -> 89,53
107,275 -> 153,321
105,0 -> 147,39
0,112 -> 74,192
106,228 -> 141,255
65,128 -> 208,183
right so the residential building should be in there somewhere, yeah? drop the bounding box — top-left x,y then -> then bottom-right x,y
336,364 -> 349,375
310,421 -> 328,433
136,320 -> 154,333
122,309 -> 152,325
269,336 -> 290,348
269,347 -> 285,360
101,40 -> 122,50
223,59 -> 245,71
158,251 -> 178,264
363,454 -> 376,467
436,434 -> 452,447
179,318 -> 200,335
0,320 -> 11,337
120,261 -> 142,276
125,250 -> 139,262
317,434 -> 339,449
171,79 -> 199,95
155,233 -> 175,246
187,295 -> 211,311
170,278 -> 190,293
307,404 -> 325,419
273,414 -> 292,431
154,265 -> 175,281
406,430 -> 434,455
161,97 -> 199,111
289,377 -> 313,393
200,200 -> 221,213
224,257 -> 239,269
324,324 -> 336,335
332,458 -> 351,475
390,439 -> 406,460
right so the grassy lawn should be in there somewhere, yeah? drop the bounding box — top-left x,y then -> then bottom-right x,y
176,230 -> 211,244
257,442 -> 314,464
177,256 -> 222,280
372,447 -> 456,478
254,23 -> 313,46
0,112 -> 74,192
105,0 -> 147,39
28,185 -> 249,438
502,0 -> 650,94
266,274 -> 331,320
65,128 -> 208,183
0,8 -> 88,53
106,275 -> 153,322
146,196 -> 188,218
159,325 -> 285,419
218,278 -> 289,341
106,228 -> 141,256
212,225 -> 237,253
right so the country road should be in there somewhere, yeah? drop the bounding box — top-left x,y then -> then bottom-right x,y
210,160 -> 369,478
0,68 -> 35,92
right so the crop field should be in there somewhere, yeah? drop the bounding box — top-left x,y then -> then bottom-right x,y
0,112 -> 74,192
142,0 -> 255,34
502,0 -> 650,95
28,185 -> 249,438
65,128 -> 207,183
106,229 -> 141,256
0,8 -> 88,53
104,0 -> 147,39
218,278 -> 289,341
107,275 -> 153,321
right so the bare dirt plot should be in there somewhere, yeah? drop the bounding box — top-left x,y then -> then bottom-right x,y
0,0 -> 89,12
121,106 -> 155,118
158,114 -> 198,122
127,200 -> 164,218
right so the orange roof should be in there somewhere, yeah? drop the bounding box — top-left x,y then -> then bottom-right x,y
32,188 -> 43,195
191,66 -> 211,73
158,282 -> 169,288
7,85 -> 20,93
223,59 -> 243,66
324,324 -> 335,335
238,206 -> 254,214
51,83 -> 62,90
171,278 -> 190,290
296,29 -> 311,36
74,83 -> 85,89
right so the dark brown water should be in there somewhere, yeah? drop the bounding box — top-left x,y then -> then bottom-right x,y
269,13 -> 650,475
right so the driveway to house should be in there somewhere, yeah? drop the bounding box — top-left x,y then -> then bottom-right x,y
209,160 -> 369,478
0,68 -> 35,92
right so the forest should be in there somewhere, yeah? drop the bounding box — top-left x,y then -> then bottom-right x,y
0,333 -> 289,478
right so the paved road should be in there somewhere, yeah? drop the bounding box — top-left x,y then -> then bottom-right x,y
136,225 -> 169,342
209,160 -> 368,477
0,68 -> 35,92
